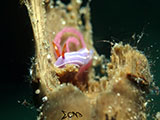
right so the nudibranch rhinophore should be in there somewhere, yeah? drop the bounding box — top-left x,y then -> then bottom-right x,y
52,27 -> 93,68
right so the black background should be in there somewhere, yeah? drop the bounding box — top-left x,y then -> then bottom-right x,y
1,0 -> 160,119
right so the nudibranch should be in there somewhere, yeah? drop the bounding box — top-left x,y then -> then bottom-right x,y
52,27 -> 93,68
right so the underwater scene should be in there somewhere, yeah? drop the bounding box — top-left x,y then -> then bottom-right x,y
1,0 -> 160,120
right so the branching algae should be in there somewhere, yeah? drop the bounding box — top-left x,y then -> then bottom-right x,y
24,0 -> 154,119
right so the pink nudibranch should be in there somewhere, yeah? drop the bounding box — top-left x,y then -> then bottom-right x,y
53,27 -> 93,68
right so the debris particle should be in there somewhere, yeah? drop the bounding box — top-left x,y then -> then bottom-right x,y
42,96 -> 48,102
76,0 -> 82,4
52,32 -> 55,35
117,93 -> 120,96
61,20 -> 66,25
127,108 -> 131,112
18,99 -> 31,107
67,5 -> 73,11
30,68 -> 33,76
35,89 -> 41,94
156,112 -> 160,120
47,54 -> 51,59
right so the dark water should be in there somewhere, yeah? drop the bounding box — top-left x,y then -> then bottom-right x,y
1,0 -> 159,119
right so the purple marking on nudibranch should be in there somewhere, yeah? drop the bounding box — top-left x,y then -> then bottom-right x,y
53,27 -> 93,68
54,48 -> 93,68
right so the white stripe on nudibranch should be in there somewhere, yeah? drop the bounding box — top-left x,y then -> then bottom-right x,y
54,60 -> 84,68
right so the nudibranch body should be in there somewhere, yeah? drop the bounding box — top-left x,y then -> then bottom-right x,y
54,48 -> 93,68
53,27 -> 93,68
